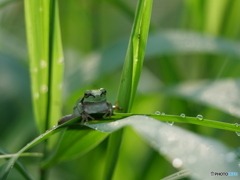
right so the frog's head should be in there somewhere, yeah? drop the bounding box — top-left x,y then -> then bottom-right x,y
82,88 -> 107,103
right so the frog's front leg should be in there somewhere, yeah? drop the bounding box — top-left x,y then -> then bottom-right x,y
103,102 -> 113,118
81,111 -> 94,123
75,103 -> 94,123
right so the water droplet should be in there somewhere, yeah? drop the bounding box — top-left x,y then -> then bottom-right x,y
196,114 -> 203,120
58,58 -> 64,64
166,121 -> 174,126
180,113 -> 186,118
41,85 -> 48,93
34,92 -> 39,99
155,111 -> 161,115
235,123 -> 239,127
32,68 -> 38,73
112,121 -> 119,126
40,60 -> 47,68
58,83 -> 63,90
161,112 -> 166,115
172,158 -> 183,168
236,132 -> 240,136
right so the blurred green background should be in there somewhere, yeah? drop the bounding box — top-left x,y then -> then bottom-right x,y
1,0 -> 240,179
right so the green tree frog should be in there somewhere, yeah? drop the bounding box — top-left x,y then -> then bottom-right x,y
58,88 -> 113,125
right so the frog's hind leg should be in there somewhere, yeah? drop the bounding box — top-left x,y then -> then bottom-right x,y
58,115 -> 73,125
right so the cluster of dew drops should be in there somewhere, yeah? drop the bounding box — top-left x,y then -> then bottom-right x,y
155,111 -> 240,137
155,111 -> 203,126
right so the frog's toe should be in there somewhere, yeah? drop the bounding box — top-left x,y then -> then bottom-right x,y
81,112 -> 94,123
103,110 -> 113,118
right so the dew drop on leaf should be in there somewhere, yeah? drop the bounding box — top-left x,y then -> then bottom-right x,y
196,114 -> 203,120
234,123 -> 239,127
41,85 -> 48,93
172,158 -> 183,168
40,60 -> 47,68
34,92 -> 39,99
180,113 -> 186,118
166,121 -> 174,126
161,112 -> 166,115
235,132 -> 240,136
155,111 -> 161,115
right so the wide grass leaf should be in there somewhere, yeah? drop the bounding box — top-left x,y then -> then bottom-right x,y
88,116 -> 240,180
105,0 -> 153,179
161,79 -> 240,118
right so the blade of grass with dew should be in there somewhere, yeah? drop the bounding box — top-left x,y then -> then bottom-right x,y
88,116 -> 240,180
104,0 -> 153,179
1,112 -> 239,179
41,112 -> 240,168
24,0 -> 63,134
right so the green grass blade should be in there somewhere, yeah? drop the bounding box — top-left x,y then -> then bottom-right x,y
0,117 -> 79,180
24,0 -> 63,133
104,0 -> 152,179
0,149 -> 34,180
48,0 -> 64,130
117,0 -> 152,112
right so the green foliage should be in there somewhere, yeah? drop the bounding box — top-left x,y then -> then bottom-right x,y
1,0 -> 240,180
24,0 -> 63,133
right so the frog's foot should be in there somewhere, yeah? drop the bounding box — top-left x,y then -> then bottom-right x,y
81,112 -> 94,123
103,108 -> 113,118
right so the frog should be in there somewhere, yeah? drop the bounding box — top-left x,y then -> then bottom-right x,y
58,88 -> 113,125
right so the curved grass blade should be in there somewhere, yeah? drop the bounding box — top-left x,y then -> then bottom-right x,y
0,148 -> 34,180
96,113 -> 240,133
41,125 -> 109,168
88,116 -> 240,180
0,117 -> 79,180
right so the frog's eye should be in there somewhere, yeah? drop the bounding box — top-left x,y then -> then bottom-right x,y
101,89 -> 107,96
84,93 -> 95,98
